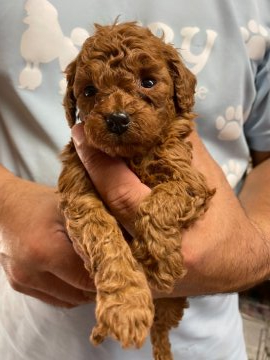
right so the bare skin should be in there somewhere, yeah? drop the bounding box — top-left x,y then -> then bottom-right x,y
0,123 -> 269,305
71,123 -> 270,296
0,165 -> 95,307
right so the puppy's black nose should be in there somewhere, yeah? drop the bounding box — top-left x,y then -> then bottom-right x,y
106,112 -> 130,135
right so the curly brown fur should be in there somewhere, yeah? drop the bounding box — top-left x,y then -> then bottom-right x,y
58,22 -> 214,360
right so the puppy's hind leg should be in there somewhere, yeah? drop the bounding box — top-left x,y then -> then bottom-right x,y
151,297 -> 188,360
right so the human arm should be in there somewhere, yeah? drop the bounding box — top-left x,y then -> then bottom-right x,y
178,142 -> 270,296
0,164 -> 95,306
71,123 -> 270,297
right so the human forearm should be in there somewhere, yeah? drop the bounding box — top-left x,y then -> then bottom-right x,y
239,158 -> 270,278
0,164 -> 21,221
0,164 -> 16,192
239,158 -> 270,231
0,162 -> 95,306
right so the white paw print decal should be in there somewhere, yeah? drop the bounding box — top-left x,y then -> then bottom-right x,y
195,85 -> 209,100
216,106 -> 243,141
240,20 -> 268,61
222,160 -> 243,188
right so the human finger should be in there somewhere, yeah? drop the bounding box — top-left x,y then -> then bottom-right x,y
44,229 -> 96,292
10,282 -> 77,308
72,123 -> 151,234
30,271 -> 95,304
3,254 -> 95,305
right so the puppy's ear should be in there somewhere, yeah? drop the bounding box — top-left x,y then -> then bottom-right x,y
63,59 -> 77,128
164,45 -> 196,115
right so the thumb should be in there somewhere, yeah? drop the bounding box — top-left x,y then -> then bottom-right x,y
71,123 -> 151,234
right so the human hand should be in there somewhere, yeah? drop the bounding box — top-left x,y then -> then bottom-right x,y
0,168 -> 95,307
71,122 -> 225,235
71,123 -> 151,236
71,123 -> 264,296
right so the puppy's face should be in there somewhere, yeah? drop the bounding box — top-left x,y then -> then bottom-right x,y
64,22 -> 196,158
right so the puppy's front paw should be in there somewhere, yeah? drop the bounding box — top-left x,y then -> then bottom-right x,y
132,229 -> 186,293
91,282 -> 154,348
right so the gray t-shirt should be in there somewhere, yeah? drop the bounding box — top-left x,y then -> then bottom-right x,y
0,0 -> 269,359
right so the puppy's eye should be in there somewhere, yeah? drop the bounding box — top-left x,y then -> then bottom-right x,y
141,79 -> 157,88
84,85 -> 98,97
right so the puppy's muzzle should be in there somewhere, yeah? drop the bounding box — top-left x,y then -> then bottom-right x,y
106,112 -> 130,135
